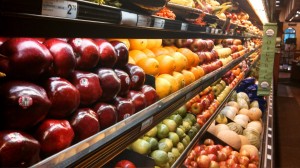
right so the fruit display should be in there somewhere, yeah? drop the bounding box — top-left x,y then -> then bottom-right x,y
0,37 -> 159,167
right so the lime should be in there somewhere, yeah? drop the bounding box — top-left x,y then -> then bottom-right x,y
187,126 -> 198,138
174,105 -> 187,118
176,127 -> 186,140
130,138 -> 151,155
145,126 -> 158,137
183,118 -> 193,126
169,114 -> 183,126
168,132 -> 180,146
151,150 -> 169,167
162,119 -> 177,132
157,123 -> 170,139
143,136 -> 158,151
193,123 -> 201,130
176,142 -> 185,153
184,113 -> 196,125
181,135 -> 191,147
182,120 -> 192,132
171,147 -> 180,159
158,138 -> 173,152
167,152 -> 176,165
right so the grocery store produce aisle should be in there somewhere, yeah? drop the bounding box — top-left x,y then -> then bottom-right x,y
275,72 -> 300,167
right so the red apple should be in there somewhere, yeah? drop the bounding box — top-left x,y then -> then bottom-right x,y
115,160 -> 136,168
0,81 -> 51,130
34,119 -> 74,157
127,90 -> 147,113
114,69 -> 131,97
238,156 -> 250,166
205,40 -> 215,51
206,146 -> 218,155
94,102 -> 118,129
94,39 -> 117,68
110,41 -> 129,68
44,38 -> 76,78
204,52 -> 213,63
196,155 -> 211,168
207,154 -> 217,161
217,151 -> 227,161
190,39 -> 207,52
190,103 -> 203,114
228,154 -> 239,163
71,70 -> 102,106
175,39 -> 194,48
0,131 -> 40,167
140,85 -> 159,106
0,38 -> 53,79
44,77 -> 80,118
0,37 -> 9,46
68,38 -> 99,70
203,139 -> 214,146
209,160 -> 219,168
123,63 -> 145,90
114,96 -> 135,121
96,68 -> 121,102
69,108 -> 100,143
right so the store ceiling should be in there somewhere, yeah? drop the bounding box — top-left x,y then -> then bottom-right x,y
274,0 -> 300,22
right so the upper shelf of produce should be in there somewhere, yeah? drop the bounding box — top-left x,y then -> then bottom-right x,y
0,0 -> 261,39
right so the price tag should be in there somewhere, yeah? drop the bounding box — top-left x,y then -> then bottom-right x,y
181,23 -> 188,31
153,18 -> 165,29
137,15 -> 151,27
141,117 -> 153,131
120,11 -> 137,26
42,0 -> 78,19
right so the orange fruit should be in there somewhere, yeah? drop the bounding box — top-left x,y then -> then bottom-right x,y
129,39 -> 148,50
142,48 -> 156,58
192,53 -> 200,67
107,38 -> 130,49
196,66 -> 205,77
172,72 -> 185,89
128,56 -> 136,64
155,77 -> 172,99
158,74 -> 180,93
154,39 -> 163,48
146,39 -> 157,49
155,55 -> 176,74
177,48 -> 195,69
170,52 -> 188,72
136,57 -> 160,76
129,50 -> 148,63
190,67 -> 203,80
181,69 -> 195,86
164,46 -> 176,54
151,47 -> 170,56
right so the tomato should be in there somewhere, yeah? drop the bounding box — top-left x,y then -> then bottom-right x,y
115,160 -> 136,168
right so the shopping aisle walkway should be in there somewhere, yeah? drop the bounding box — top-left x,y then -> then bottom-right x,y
275,72 -> 300,167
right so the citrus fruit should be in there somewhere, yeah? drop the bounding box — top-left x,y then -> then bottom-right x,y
158,74 -> 179,93
169,114 -> 183,126
157,123 -> 170,139
196,66 -> 205,77
155,77 -> 172,99
168,132 -> 180,146
181,135 -> 190,147
129,39 -> 148,50
151,47 -> 170,56
185,113 -> 197,125
107,38 -> 130,49
170,52 -> 188,72
162,119 -> 177,132
182,120 -> 192,132
176,142 -> 185,153
146,39 -> 158,49
145,126 -> 158,137
167,152 -> 176,165
155,55 -> 176,74
158,138 -> 173,152
129,50 -> 147,63
192,52 -> 200,67
154,39 -> 163,48
172,72 -> 185,89
171,147 -> 180,159
143,136 -> 158,151
130,138 -> 151,155
190,67 -> 203,80
142,48 -> 156,58
164,46 -> 176,54
177,48 -> 195,69
181,69 -> 196,86
128,56 -> 136,64
151,150 -> 169,167
176,127 -> 186,140
174,105 -> 187,118
137,57 -> 160,76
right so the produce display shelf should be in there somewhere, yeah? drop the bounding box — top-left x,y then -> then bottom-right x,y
172,58 -> 254,167
29,46 -> 260,168
0,0 -> 260,38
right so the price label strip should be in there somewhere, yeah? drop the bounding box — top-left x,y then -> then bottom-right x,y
120,11 -> 137,26
137,15 -> 151,27
153,18 -> 165,29
181,23 -> 188,31
42,0 -> 78,19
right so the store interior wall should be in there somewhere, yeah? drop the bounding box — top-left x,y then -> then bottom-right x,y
282,22 -> 300,50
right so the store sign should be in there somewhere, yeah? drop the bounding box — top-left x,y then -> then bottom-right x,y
257,23 -> 278,96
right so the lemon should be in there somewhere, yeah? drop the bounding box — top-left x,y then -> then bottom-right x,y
176,127 -> 186,140
130,138 -> 151,155
182,120 -> 192,132
151,150 -> 169,167
157,123 -> 170,139
169,114 -> 183,126
184,113 -> 197,125
167,152 -> 176,165
162,119 -> 177,132
181,135 -> 191,148
168,132 -> 180,146
176,142 -> 185,153
145,126 -> 158,137
171,147 -> 180,159
158,138 -> 173,152
143,136 -> 158,151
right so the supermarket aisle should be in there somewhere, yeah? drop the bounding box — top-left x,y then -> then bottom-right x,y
275,72 -> 300,167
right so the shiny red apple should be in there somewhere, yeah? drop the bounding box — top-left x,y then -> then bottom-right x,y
140,85 -> 159,106
0,37 -> 9,46
114,69 -> 131,97
71,70 -> 102,106
94,102 -> 118,129
44,77 -> 80,118
0,131 -> 40,167
114,96 -> 135,121
127,90 -> 147,113
0,38 -> 53,80
94,39 -> 117,68
69,108 -> 100,143
110,41 -> 129,68
34,119 -> 74,157
0,80 -> 51,130
123,63 -> 145,90
68,38 -> 99,70
44,38 -> 76,78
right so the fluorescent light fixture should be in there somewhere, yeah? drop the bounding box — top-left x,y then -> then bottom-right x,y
276,4 -> 279,7
289,16 -> 294,21
297,11 -> 300,14
276,1 -> 280,3
247,0 -> 269,24
296,14 -> 299,17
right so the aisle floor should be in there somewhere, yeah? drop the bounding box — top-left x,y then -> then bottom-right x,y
275,72 -> 300,168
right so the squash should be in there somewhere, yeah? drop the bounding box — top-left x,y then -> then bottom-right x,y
239,135 -> 250,146
244,133 -> 260,149
234,114 -> 250,123
250,100 -> 259,108
207,121 -> 216,134
238,108 -> 249,115
243,127 -> 260,137
240,145 -> 259,157
237,92 -> 250,105
248,107 -> 262,121
227,122 -> 243,135
221,106 -> 238,120
234,118 -> 248,128
237,98 -> 249,110
247,121 -> 263,134
227,101 -> 240,110
217,130 -> 241,149
214,124 -> 230,135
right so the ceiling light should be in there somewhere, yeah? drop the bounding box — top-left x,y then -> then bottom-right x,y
297,11 -> 300,14
289,16 -> 294,21
296,14 -> 299,17
247,0 -> 269,24
276,4 -> 279,7
276,1 -> 280,3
